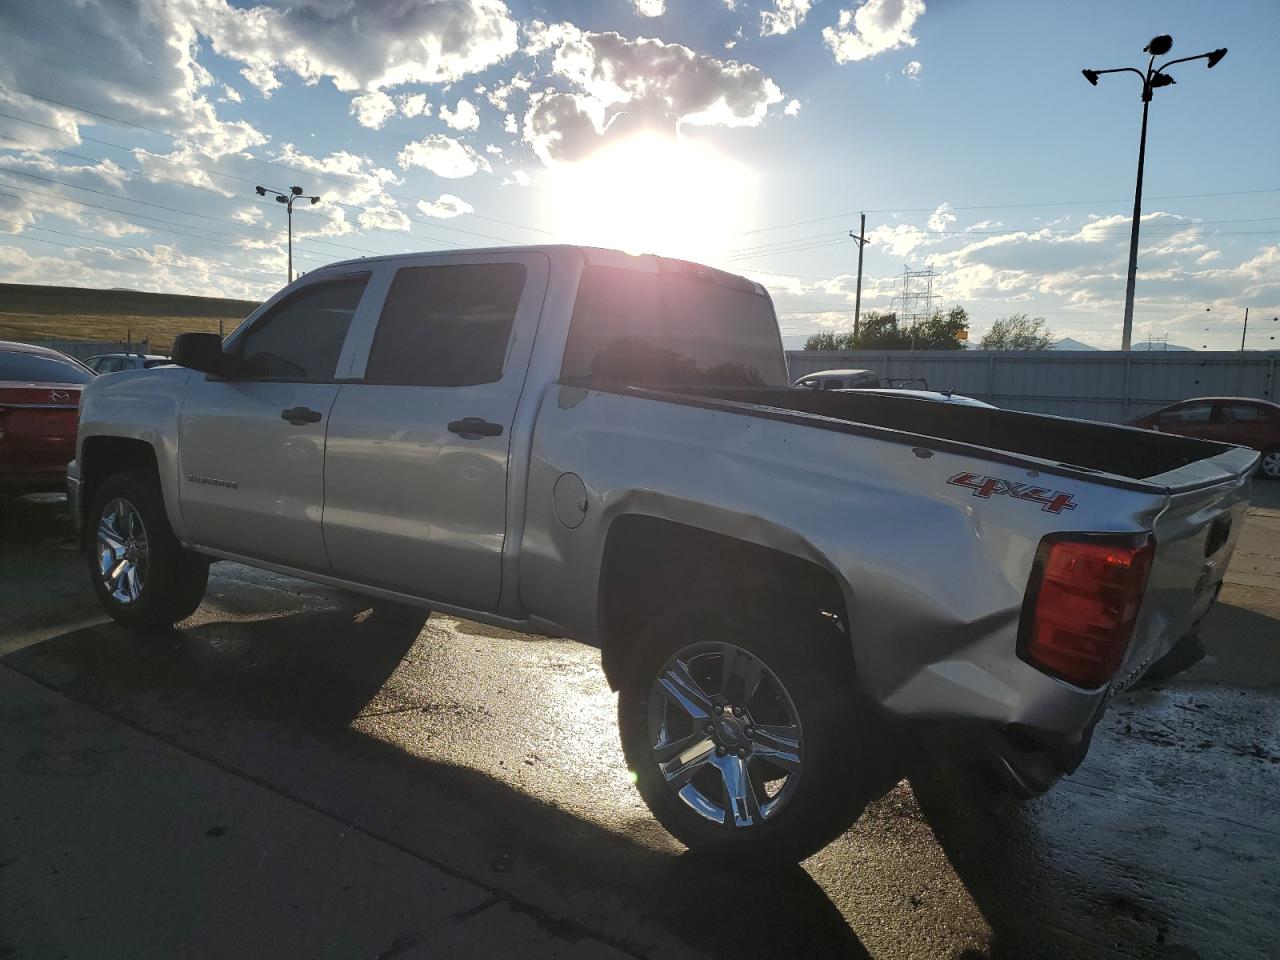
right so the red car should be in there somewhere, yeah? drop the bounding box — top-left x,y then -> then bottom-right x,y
1130,396 -> 1280,479
0,341 -> 95,495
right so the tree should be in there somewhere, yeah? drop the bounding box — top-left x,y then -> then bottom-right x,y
911,306 -> 969,351
802,308 -> 969,351
803,331 -> 841,350
980,313 -> 1054,350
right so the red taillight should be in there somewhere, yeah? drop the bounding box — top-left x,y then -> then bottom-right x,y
1018,535 -> 1155,689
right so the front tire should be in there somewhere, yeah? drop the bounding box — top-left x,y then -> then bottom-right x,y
87,472 -> 209,629
1261,448 -> 1280,480
618,600 -> 892,865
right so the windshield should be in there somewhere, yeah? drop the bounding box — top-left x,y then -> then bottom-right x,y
0,350 -> 95,384
561,265 -> 788,389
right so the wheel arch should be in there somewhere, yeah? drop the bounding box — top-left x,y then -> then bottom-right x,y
79,436 -> 162,534
595,514 -> 853,689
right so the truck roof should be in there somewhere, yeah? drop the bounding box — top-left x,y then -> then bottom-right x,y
307,244 -> 763,292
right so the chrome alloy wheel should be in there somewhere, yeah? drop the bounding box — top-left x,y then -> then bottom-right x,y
1263,450 -> 1280,479
97,497 -> 149,605
647,642 -> 803,828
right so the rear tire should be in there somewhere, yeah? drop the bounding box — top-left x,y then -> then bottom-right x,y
87,472 -> 209,629
618,600 -> 893,866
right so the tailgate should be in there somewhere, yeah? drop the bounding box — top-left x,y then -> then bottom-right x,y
1115,445 -> 1257,690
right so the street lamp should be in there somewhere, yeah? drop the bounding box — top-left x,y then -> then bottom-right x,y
254,185 -> 320,283
1082,36 -> 1227,351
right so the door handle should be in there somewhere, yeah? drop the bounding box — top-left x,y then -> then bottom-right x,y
281,406 -> 323,425
447,417 -> 504,439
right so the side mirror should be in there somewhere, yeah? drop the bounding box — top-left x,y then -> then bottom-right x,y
172,333 -> 234,377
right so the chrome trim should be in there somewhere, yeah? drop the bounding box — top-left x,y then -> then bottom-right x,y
648,641 -> 803,828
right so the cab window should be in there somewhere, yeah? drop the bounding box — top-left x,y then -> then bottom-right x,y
364,262 -> 527,387
238,275 -> 369,381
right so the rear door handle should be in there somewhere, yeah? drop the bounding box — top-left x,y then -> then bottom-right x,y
447,417 -> 504,439
281,406 -> 323,425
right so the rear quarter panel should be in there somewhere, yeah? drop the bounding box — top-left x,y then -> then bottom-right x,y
519,388 -> 1172,736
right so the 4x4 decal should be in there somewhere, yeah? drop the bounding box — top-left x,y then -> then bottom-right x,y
947,471 -> 1078,514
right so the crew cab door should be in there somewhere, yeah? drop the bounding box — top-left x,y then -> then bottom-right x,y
321,252 -> 548,609
177,272 -> 372,571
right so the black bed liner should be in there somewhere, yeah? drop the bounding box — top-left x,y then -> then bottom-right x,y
619,385 -> 1236,488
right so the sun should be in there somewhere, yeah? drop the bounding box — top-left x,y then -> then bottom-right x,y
544,133 -> 756,267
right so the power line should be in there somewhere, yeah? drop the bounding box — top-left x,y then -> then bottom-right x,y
740,187 -> 1280,237
0,217 -> 283,287
0,84 -> 556,238
0,126 -> 470,250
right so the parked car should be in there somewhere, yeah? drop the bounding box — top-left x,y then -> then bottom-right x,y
85,353 -> 170,374
1,340 -> 94,495
839,387 -> 995,408
1130,397 -> 1280,479
69,247 -> 1256,863
793,368 -> 879,390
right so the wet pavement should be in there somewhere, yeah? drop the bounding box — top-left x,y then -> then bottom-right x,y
1,485 -> 1277,959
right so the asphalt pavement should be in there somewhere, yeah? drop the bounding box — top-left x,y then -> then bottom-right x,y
1,484 -> 1277,960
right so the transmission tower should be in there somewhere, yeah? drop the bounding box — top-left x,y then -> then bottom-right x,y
891,265 -> 939,348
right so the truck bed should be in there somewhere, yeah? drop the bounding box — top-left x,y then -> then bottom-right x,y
640,385 -> 1253,489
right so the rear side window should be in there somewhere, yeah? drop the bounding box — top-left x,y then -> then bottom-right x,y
1163,403 -> 1212,422
364,263 -> 527,386
0,351 -> 94,384
1219,403 -> 1264,422
239,274 -> 369,381
561,266 -> 788,389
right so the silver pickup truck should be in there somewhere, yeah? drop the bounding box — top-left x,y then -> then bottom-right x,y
69,246 -> 1257,864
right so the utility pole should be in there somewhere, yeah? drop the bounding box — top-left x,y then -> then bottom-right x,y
1241,307 -> 1249,352
255,185 -> 320,283
849,213 -> 869,340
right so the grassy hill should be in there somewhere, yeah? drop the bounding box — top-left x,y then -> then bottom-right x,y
0,283 -> 261,352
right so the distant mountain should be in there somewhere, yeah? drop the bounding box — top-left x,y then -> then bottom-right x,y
1051,337 -> 1100,351
1130,340 -> 1193,351
781,334 -> 813,350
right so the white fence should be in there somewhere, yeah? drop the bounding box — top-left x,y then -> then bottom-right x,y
786,350 -> 1278,422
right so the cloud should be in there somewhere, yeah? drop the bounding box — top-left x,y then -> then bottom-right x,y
903,60 -> 922,81
503,169 -> 531,187
824,0 -> 925,64
784,99 -> 802,116
869,223 -> 931,257
397,94 -> 431,118
220,84 -> 243,103
188,0 -> 519,94
927,201 -> 955,232
440,98 -> 481,131
632,0 -> 666,15
0,0 -> 265,157
484,73 -> 533,111
416,193 -> 475,219
522,25 -> 784,164
397,134 -> 490,178
760,0 -> 812,37
350,92 -> 396,129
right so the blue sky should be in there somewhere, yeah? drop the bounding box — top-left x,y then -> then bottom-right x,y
0,0 -> 1276,349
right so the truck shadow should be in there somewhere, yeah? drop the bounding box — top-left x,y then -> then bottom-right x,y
4,606 -> 875,959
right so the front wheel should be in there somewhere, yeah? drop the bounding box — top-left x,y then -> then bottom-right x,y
618,601 -> 892,865
87,472 -> 209,629
1261,448 -> 1280,480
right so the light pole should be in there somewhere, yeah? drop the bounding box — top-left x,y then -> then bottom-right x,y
1082,36 -> 1227,351
255,185 -> 319,283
